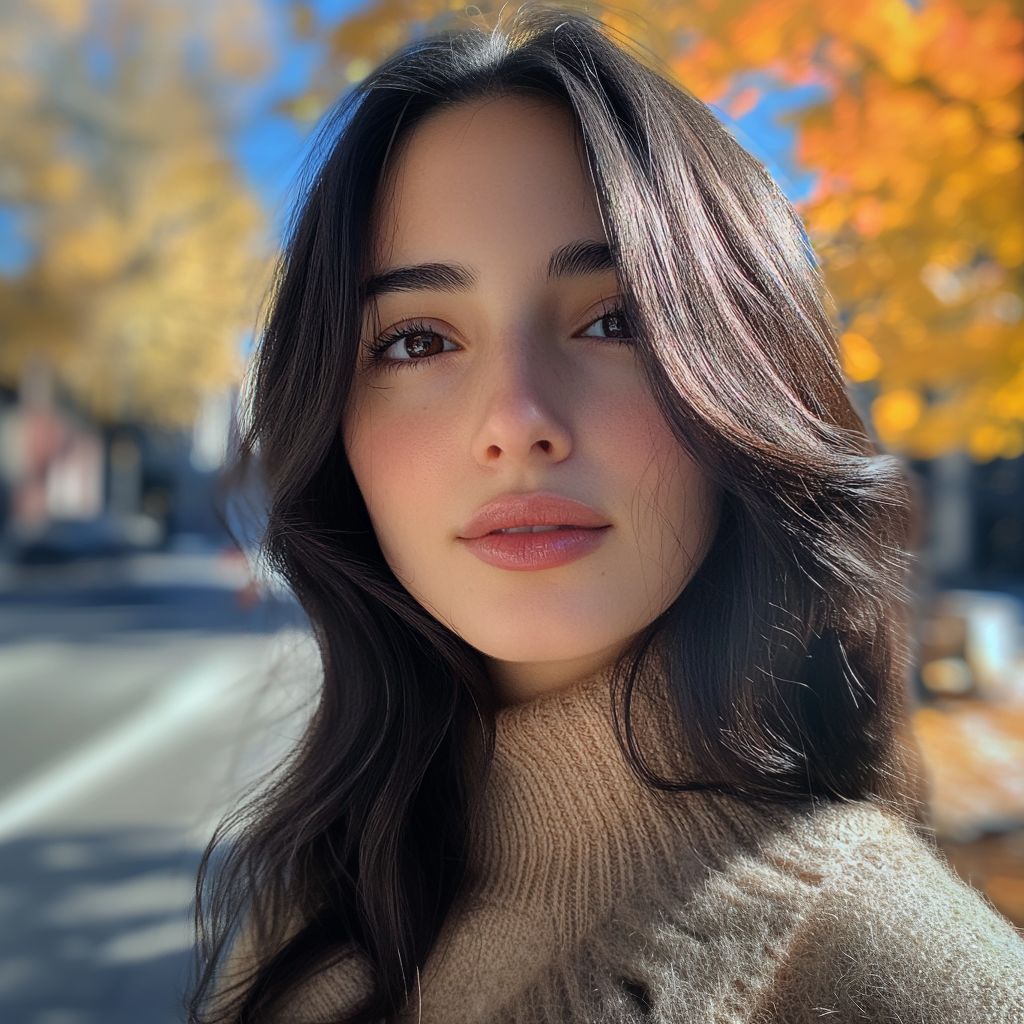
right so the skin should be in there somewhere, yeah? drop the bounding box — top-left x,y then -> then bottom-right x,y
344,95 -> 720,704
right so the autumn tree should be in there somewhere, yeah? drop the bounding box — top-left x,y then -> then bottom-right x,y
291,0 -> 1024,460
0,0 -> 269,426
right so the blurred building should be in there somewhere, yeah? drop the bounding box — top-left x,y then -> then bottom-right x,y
0,362 -> 232,563
917,452 -> 1024,592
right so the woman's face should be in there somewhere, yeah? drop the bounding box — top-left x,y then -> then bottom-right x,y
344,95 -> 719,702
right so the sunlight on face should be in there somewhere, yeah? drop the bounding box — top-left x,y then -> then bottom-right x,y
344,95 -> 719,703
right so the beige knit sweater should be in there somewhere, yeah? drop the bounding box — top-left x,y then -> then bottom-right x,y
269,675 -> 1024,1023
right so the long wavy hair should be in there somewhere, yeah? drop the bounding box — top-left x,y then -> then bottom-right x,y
190,9 -> 915,1023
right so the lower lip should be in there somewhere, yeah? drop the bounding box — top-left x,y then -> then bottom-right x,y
459,527 -> 610,571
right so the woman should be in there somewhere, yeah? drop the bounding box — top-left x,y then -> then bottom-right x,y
192,9 -> 1024,1023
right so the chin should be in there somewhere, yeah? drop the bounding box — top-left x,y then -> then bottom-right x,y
450,608 -> 631,666
400,566 -> 670,669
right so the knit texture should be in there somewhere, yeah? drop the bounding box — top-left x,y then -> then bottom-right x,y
273,674 -> 1024,1023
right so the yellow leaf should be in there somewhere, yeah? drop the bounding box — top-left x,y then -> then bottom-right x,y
996,224 -> 1024,268
981,139 -> 1023,175
970,422 -> 1021,461
873,389 -> 924,443
346,58 -> 373,82
840,332 -> 882,382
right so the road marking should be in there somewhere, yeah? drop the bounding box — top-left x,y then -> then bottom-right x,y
0,655 -> 249,842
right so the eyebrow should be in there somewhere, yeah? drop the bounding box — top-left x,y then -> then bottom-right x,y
361,262 -> 474,298
547,239 -> 615,278
361,239 -> 616,298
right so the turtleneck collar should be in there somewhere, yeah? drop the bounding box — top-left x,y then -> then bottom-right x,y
417,671 -> 701,1022
474,672 -> 688,927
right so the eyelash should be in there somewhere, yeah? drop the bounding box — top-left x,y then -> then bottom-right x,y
367,307 -> 632,367
368,320 -> 440,361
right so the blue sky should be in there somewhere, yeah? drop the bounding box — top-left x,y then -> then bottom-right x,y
715,78 -> 827,204
229,2 -> 826,234
231,3 -> 825,219
0,209 -> 34,277
225,0 -> 363,232
0,0 -> 823,276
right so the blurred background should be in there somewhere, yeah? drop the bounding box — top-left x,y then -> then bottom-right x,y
0,0 -> 1021,1020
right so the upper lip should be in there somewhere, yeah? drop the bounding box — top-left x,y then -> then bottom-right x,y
459,493 -> 610,540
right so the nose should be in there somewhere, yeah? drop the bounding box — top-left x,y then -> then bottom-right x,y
469,339 -> 572,467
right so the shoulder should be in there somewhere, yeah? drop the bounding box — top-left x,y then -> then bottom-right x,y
775,799 -> 1021,957
750,800 -> 1024,1022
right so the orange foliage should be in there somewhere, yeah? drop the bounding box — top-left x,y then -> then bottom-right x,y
300,0 -> 1024,459
0,0 -> 269,426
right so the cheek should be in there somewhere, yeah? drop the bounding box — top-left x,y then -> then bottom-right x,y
344,387 -> 462,571
584,386 -> 718,590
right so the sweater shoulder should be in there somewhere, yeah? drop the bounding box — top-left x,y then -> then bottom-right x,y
742,799 -> 1024,1022
770,797 -> 1020,950
756,799 -> 934,894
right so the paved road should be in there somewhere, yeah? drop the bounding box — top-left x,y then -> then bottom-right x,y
0,555 -> 315,1024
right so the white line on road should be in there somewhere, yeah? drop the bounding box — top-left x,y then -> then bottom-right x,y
0,654 -> 251,842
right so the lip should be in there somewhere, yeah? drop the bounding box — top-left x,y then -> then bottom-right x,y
458,493 -> 611,571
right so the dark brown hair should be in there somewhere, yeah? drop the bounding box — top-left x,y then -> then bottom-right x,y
190,9 -> 914,1022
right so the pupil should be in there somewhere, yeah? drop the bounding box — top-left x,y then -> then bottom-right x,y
405,332 -> 440,358
604,314 -> 626,337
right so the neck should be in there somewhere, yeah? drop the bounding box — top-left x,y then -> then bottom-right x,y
486,640 -> 626,704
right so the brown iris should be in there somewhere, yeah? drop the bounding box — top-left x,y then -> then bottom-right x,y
403,332 -> 446,358
600,313 -> 629,338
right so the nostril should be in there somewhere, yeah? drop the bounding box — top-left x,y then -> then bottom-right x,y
486,444 -> 502,459
536,439 -> 552,454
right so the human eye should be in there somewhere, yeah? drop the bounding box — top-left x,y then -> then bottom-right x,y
370,322 -> 459,364
577,307 -> 634,341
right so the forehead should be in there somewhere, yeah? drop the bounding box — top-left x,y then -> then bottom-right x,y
371,95 -> 605,268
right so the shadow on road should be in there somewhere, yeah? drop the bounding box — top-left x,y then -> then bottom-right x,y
0,573 -> 307,642
0,829 -> 205,1024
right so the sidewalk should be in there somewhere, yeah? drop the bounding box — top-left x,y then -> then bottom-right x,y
914,700 -> 1024,927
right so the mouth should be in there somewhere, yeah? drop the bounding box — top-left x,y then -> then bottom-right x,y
493,524 -> 575,534
459,494 -> 610,571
